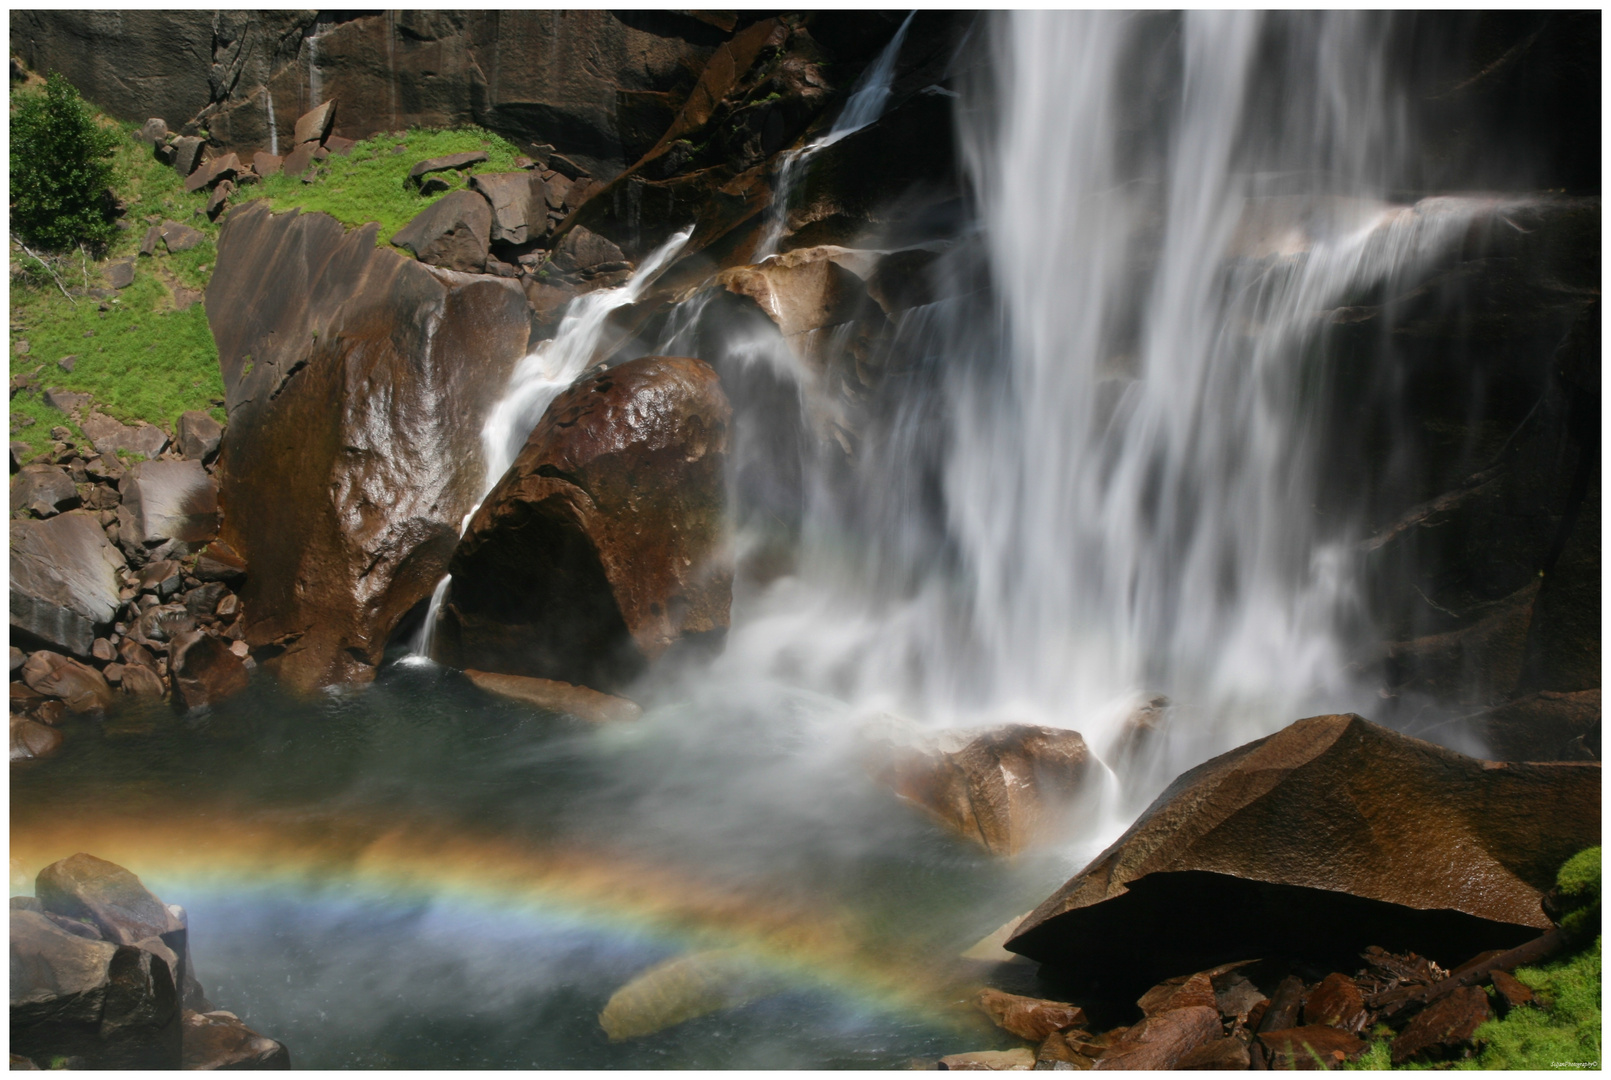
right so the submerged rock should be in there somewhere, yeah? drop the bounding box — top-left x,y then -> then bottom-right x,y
462,669 -> 641,723
597,949 -> 783,1040
180,1009 -> 290,1070
207,201 -> 532,691
1006,714 -> 1601,994
437,356 -> 732,690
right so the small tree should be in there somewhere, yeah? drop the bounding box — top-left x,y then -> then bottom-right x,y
11,72 -> 119,251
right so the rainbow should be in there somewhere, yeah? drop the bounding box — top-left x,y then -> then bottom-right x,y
11,800 -> 982,1036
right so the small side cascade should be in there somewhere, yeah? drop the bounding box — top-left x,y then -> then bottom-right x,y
755,11 -> 916,259
406,228 -> 696,662
266,89 -> 278,156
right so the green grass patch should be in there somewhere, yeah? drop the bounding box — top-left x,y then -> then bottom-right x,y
247,126 -> 524,241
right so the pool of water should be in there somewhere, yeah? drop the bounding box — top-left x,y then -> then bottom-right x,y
11,661 -> 1097,1069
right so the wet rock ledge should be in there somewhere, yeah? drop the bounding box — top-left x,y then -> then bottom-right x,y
10,853 -> 289,1070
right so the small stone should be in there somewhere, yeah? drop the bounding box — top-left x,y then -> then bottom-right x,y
215,592 -> 239,618
205,180 -> 233,220
324,134 -> 355,156
137,118 -> 169,146
176,410 -> 223,461
406,150 -> 489,187
251,151 -> 282,178
1390,986 -> 1491,1064
159,220 -> 204,253
975,988 -> 1088,1042
1260,1025 -> 1367,1069
57,355 -> 76,373
105,258 -> 136,289
120,663 -> 165,698
938,1048 -> 1036,1071
14,339 -> 29,356
419,174 -> 452,195
102,662 -> 125,685
1301,972 -> 1366,1033
228,639 -> 249,659
91,638 -> 115,662
1490,970 -> 1534,1012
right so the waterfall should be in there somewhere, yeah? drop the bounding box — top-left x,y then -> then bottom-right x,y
407,228 -> 695,660
661,11 -> 1492,813
755,11 -> 916,258
265,89 -> 278,157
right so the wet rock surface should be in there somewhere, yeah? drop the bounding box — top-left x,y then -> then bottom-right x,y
461,669 -> 643,724
438,356 -> 732,691
11,511 -> 126,658
1007,714 -> 1600,991
11,855 -> 287,1071
869,721 -> 1093,855
206,201 -> 533,691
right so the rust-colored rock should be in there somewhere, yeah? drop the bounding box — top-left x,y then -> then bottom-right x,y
183,152 -> 240,193
1391,985 -> 1492,1064
1489,969 -> 1534,1011
1301,973 -> 1367,1033
1007,715 -> 1600,992
869,720 -> 1092,855
1258,1026 -> 1366,1070
207,201 -> 532,691
1473,689 -> 1601,762
1137,971 -> 1218,1017
973,988 -> 1086,1042
21,651 -> 114,715
1034,1030 -> 1097,1069
937,1048 -> 1035,1071
11,717 -> 64,761
1176,1037 -> 1251,1070
170,633 -> 250,711
1092,1005 -> 1221,1070
437,356 -> 731,691
462,669 -> 641,724
180,1009 -> 290,1069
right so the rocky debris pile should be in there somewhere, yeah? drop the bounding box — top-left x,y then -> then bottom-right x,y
10,853 -> 289,1070
863,717 -> 1094,855
435,355 -> 732,692
930,930 -> 1570,1070
11,396 -> 251,758
1006,714 -> 1600,994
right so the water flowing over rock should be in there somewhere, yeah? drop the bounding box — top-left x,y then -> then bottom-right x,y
1006,714 -> 1601,993
207,201 -> 534,691
436,355 -> 732,691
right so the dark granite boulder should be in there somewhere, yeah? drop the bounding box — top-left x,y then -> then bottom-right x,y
390,189 -> 492,272
10,511 -> 125,659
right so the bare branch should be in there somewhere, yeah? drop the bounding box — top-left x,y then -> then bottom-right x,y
11,236 -> 75,304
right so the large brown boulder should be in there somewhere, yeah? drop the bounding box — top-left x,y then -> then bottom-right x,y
207,201 -> 534,691
180,1009 -> 290,1070
9,912 -> 182,1070
435,356 -> 731,690
21,651 -> 115,715
1006,714 -> 1600,994
10,511 -> 126,658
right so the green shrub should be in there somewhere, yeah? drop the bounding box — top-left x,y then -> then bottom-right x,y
10,73 -> 120,251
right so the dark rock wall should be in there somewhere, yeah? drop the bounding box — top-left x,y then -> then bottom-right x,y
207,201 -> 533,691
10,10 -> 731,180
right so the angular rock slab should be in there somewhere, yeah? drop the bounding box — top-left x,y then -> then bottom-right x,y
1007,714 -> 1601,992
469,171 -> 544,245
21,651 -> 115,715
11,463 -> 81,516
390,189 -> 492,272
438,356 -> 731,690
10,911 -> 182,1070
462,669 -> 641,724
11,511 -> 126,658
35,853 -> 184,948
208,202 -> 532,690
117,459 -> 219,553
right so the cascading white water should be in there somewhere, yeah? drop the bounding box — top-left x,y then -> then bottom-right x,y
265,89 -> 278,156
754,11 -> 917,259
668,12 -> 1494,824
407,228 -> 695,659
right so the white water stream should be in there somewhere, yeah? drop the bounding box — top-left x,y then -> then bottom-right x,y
755,11 -> 916,259
407,229 -> 694,659
419,12 -> 1488,840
